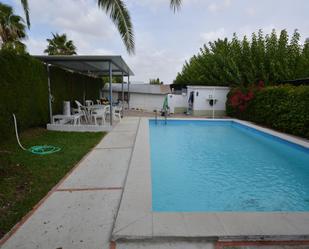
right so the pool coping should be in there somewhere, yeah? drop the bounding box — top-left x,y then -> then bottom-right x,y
112,118 -> 309,241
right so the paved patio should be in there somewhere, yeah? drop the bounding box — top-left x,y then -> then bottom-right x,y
0,117 -> 140,249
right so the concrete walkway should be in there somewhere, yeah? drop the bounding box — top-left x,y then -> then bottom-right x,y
0,117 -> 140,249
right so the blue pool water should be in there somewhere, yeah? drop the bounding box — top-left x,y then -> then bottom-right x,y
149,120 -> 309,212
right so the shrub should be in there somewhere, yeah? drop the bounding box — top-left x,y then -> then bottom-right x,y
226,84 -> 309,139
0,51 -> 103,142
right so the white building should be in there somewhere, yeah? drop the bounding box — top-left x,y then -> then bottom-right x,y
168,85 -> 230,117
103,83 -> 171,112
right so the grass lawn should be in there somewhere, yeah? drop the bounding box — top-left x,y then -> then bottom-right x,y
0,128 -> 105,238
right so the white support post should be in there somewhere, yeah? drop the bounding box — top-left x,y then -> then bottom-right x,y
212,87 -> 215,119
121,71 -> 124,117
127,75 -> 130,109
47,64 -> 53,124
109,62 -> 113,126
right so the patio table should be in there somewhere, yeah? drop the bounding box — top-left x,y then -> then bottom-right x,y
52,114 -> 83,125
84,105 -> 108,124
87,104 -> 107,110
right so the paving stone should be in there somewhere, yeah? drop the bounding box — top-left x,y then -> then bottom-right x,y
59,148 -> 131,189
116,240 -> 215,249
96,131 -> 136,148
2,191 -> 121,249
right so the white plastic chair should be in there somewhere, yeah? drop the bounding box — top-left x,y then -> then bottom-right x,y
114,105 -> 122,120
106,105 -> 122,121
85,100 -> 94,106
92,105 -> 109,125
75,100 -> 88,122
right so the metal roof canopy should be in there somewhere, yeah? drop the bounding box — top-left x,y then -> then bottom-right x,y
34,55 -> 133,126
34,55 -> 134,77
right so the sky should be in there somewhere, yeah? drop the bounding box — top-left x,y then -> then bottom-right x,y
3,0 -> 309,84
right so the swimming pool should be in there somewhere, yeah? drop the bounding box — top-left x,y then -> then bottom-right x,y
149,120 -> 309,212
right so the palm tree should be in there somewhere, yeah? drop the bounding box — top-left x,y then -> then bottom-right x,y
20,0 -> 30,28
0,3 -> 27,53
20,0 -> 182,54
44,33 -> 77,55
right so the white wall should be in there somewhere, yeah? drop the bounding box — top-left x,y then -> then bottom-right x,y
167,93 -> 187,113
129,93 -> 165,111
168,86 -> 230,115
102,86 -> 230,114
103,91 -> 165,112
187,86 -> 230,111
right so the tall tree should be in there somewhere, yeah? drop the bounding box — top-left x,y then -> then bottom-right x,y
20,0 -> 30,28
0,3 -> 26,53
174,29 -> 309,86
287,29 -> 301,79
297,38 -> 309,78
44,33 -> 77,55
19,0 -> 182,54
149,78 -> 163,84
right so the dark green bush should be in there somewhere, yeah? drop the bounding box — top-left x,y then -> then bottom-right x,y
0,51 -> 103,142
50,67 -> 103,114
226,85 -> 309,139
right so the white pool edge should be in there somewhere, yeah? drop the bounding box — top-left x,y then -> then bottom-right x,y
112,118 -> 309,241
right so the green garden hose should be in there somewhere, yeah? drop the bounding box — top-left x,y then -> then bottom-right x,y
12,114 -> 61,155
28,145 -> 61,155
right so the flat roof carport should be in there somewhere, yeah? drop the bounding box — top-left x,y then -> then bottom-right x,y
34,55 -> 134,126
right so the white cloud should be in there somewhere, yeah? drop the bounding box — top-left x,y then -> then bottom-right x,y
208,0 -> 232,13
245,7 -> 256,17
127,0 -> 209,13
22,0 -> 117,54
25,37 -> 46,54
237,24 -> 276,39
200,28 -> 226,43
124,32 -> 184,84
53,12 -> 116,39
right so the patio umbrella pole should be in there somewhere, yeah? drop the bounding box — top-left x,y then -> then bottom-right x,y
109,61 -> 113,126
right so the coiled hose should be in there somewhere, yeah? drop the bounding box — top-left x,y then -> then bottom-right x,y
12,114 -> 61,155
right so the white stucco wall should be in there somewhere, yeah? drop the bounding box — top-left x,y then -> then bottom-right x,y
167,93 -> 187,114
187,86 -> 230,111
103,91 -> 166,112
168,86 -> 230,116
129,93 -> 166,111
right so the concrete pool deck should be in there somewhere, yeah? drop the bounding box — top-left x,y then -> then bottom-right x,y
112,118 -> 309,241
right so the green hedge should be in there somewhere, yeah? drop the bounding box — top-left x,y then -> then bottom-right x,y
226,85 -> 309,139
0,51 -> 103,142
50,66 -> 103,114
